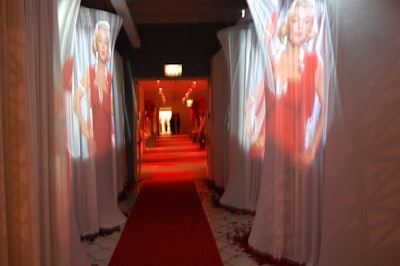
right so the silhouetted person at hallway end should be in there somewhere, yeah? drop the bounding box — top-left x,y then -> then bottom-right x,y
170,116 -> 175,135
176,114 -> 181,134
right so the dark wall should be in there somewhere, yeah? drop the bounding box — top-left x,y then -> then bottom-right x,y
116,22 -> 233,78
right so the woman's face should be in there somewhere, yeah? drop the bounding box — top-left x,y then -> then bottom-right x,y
96,28 -> 110,63
288,5 -> 314,46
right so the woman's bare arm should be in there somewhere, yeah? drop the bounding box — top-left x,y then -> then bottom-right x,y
73,73 -> 91,139
301,54 -> 324,166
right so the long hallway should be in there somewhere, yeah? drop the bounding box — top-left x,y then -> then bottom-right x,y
81,134 -> 267,266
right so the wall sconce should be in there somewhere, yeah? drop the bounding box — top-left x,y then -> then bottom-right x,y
164,64 -> 182,77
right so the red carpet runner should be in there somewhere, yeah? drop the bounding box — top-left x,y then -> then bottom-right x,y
109,178 -> 223,266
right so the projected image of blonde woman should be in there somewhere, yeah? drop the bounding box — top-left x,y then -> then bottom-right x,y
73,20 -> 126,231
74,20 -> 113,155
246,0 -> 333,264
247,0 -> 324,166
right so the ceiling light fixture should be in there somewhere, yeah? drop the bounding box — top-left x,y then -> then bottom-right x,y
181,81 -> 196,106
164,64 -> 182,77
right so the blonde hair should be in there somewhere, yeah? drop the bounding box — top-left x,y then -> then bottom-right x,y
92,20 -> 111,61
277,0 -> 318,43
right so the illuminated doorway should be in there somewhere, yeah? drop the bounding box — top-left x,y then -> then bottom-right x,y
159,107 -> 172,135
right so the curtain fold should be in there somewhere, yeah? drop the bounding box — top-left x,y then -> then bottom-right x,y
112,51 -> 128,193
217,19 -> 265,212
209,50 -> 230,188
58,0 -> 91,265
123,61 -> 139,185
1,1 -> 41,264
245,0 -> 339,264
24,0 -> 73,264
0,104 -> 7,265
1,0 -> 83,265
72,7 -> 126,236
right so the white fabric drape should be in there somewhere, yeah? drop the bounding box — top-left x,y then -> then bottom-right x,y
1,0 -> 87,264
1,2 -> 41,264
209,50 -> 230,188
122,61 -> 139,185
320,1 -> 400,265
72,7 -> 126,237
113,51 -> 128,193
217,19 -> 265,211
58,0 -> 91,265
245,0 -> 339,264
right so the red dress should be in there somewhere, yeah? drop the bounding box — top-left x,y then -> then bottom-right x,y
89,66 -> 113,157
89,66 -> 125,229
265,51 -> 318,160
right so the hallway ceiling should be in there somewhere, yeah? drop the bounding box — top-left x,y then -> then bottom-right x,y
137,79 -> 209,107
80,0 -> 247,105
81,0 -> 247,24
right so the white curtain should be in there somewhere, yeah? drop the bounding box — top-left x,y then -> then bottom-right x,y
1,2 -> 41,264
58,0 -> 91,265
122,61 -> 139,185
245,0 -> 339,264
320,1 -> 400,265
113,51 -> 128,193
71,7 -> 126,237
1,0 -> 87,264
209,50 -> 230,188
217,19 -> 265,212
